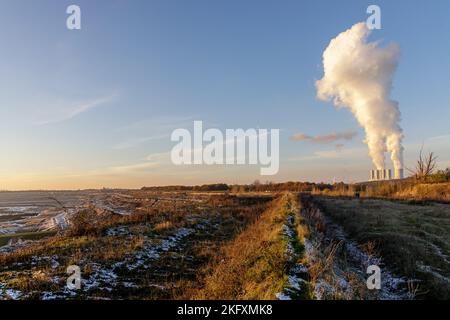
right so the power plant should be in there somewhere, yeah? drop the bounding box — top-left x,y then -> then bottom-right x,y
370,168 -> 404,181
316,23 -> 406,184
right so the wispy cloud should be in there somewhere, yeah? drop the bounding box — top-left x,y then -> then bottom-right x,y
35,94 -> 117,125
108,161 -> 160,173
288,146 -> 368,162
290,130 -> 357,144
112,116 -> 195,149
112,134 -> 168,150
116,116 -> 195,133
335,143 -> 345,151
105,152 -> 169,173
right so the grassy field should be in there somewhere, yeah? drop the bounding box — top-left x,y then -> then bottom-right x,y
0,231 -> 56,247
0,192 -> 275,299
1,189 -> 448,300
193,193 -> 311,300
313,180 -> 450,202
311,195 -> 450,299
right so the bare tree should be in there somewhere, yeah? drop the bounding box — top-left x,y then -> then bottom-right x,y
253,179 -> 261,186
407,146 -> 437,181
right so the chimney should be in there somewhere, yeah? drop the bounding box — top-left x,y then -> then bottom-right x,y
387,169 -> 392,180
395,168 -> 404,179
376,169 -> 381,180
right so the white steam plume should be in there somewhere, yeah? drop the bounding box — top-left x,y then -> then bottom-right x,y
316,22 -> 403,170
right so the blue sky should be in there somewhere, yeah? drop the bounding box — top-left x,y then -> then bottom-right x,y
0,0 -> 449,189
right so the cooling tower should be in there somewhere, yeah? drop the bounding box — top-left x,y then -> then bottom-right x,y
395,168 -> 404,179
370,168 -> 395,181
386,169 -> 392,180
370,169 -> 376,181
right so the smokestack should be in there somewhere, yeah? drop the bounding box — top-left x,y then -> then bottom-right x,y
376,169 -> 381,180
387,169 -> 392,180
316,23 -> 404,173
370,168 -> 395,181
395,168 -> 404,179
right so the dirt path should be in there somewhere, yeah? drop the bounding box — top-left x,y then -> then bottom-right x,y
299,194 -> 410,300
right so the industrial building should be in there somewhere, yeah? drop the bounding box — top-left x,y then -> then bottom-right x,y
370,168 -> 404,181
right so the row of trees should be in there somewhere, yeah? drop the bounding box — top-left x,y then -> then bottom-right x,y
142,183 -> 229,192
142,181 -> 334,193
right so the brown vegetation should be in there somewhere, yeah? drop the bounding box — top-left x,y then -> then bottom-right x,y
0,191 -> 275,300
192,193 -> 311,300
311,195 -> 450,299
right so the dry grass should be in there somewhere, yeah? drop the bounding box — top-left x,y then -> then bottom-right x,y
153,221 -> 173,232
394,182 -> 450,201
300,198 -> 382,300
192,193 -> 309,300
312,180 -> 450,202
312,195 -> 450,299
0,191 -> 275,300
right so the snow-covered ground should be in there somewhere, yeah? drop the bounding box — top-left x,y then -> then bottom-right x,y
0,222 -> 201,300
37,220 -> 211,299
0,206 -> 38,215
0,238 -> 34,254
0,283 -> 23,300
301,206 -> 410,300
276,213 -> 309,300
39,210 -> 75,232
0,191 -> 97,239
91,200 -> 131,216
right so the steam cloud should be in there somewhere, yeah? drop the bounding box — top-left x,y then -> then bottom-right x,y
316,22 -> 403,170
290,130 -> 357,144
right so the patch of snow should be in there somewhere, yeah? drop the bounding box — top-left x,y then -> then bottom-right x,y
106,225 -> 131,236
301,206 -> 410,300
275,292 -> 291,300
31,255 -> 60,270
417,262 -> 450,285
121,281 -> 138,288
277,213 -> 309,300
0,238 -> 33,253
0,224 -> 21,236
83,263 -> 118,292
124,227 -> 194,271
79,225 -> 196,295
0,206 -> 38,215
92,200 -> 131,216
0,283 -> 23,300
427,242 -> 450,265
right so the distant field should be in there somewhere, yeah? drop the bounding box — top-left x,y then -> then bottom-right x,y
0,231 -> 57,247
0,190 -> 104,235
313,181 -> 450,202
